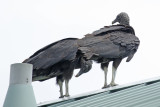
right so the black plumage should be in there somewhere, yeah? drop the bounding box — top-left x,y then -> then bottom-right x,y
23,38 -> 92,98
79,26 -> 139,62
77,12 -> 140,88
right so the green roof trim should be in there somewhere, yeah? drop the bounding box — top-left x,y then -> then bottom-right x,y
38,76 -> 160,107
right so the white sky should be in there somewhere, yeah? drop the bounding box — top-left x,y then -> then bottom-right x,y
1,0 -> 160,106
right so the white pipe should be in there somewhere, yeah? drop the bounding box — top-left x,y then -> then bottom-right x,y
10,63 -> 32,84
3,63 -> 37,107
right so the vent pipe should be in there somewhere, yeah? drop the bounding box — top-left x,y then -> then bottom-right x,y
3,63 -> 36,107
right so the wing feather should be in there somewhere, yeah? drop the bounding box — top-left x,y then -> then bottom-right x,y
92,25 -> 135,36
79,30 -> 140,61
23,38 -> 79,69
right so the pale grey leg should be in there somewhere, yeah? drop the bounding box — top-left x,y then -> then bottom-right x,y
102,67 -> 109,88
110,59 -> 122,87
110,66 -> 118,86
101,63 -> 109,89
58,80 -> 64,98
64,79 -> 70,97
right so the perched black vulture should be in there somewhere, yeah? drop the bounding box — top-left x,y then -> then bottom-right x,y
77,12 -> 140,88
112,12 -> 130,25
23,38 -> 92,98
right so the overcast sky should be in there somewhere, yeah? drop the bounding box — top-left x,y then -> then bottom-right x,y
1,0 -> 160,106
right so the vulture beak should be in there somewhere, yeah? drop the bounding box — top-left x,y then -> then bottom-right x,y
75,60 -> 92,77
75,70 -> 83,77
112,18 -> 117,25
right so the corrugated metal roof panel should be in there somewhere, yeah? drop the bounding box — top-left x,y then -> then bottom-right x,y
38,77 -> 160,107
55,82 -> 160,107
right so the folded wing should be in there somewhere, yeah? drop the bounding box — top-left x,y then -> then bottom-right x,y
23,38 -> 79,70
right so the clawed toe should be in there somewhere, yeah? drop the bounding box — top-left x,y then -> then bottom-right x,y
102,85 -> 110,89
64,95 -> 70,97
59,95 -> 64,98
109,83 -> 118,87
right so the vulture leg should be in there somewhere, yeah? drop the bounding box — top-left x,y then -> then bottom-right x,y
57,76 -> 64,98
64,79 -> 70,97
101,62 -> 109,89
63,63 -> 74,97
109,58 -> 122,87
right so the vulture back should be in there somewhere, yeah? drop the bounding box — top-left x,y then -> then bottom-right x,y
78,25 -> 140,62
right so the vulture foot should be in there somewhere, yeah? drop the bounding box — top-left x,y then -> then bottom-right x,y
102,85 -> 110,89
59,95 -> 64,98
64,95 -> 70,97
109,83 -> 118,87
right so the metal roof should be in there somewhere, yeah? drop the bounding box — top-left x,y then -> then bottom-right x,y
38,76 -> 160,107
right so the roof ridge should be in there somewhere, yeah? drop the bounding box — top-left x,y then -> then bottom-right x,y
37,76 -> 160,107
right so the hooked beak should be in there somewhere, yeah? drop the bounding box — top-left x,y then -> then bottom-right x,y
112,19 -> 117,25
75,70 -> 83,77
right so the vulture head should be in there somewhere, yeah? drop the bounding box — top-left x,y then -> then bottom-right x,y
112,12 -> 130,25
75,60 -> 92,77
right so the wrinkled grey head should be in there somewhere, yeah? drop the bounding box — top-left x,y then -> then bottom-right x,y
75,60 -> 92,77
112,12 -> 130,25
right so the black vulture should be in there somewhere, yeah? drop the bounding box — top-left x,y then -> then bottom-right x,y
77,12 -> 140,88
23,38 -> 92,98
112,12 -> 130,25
